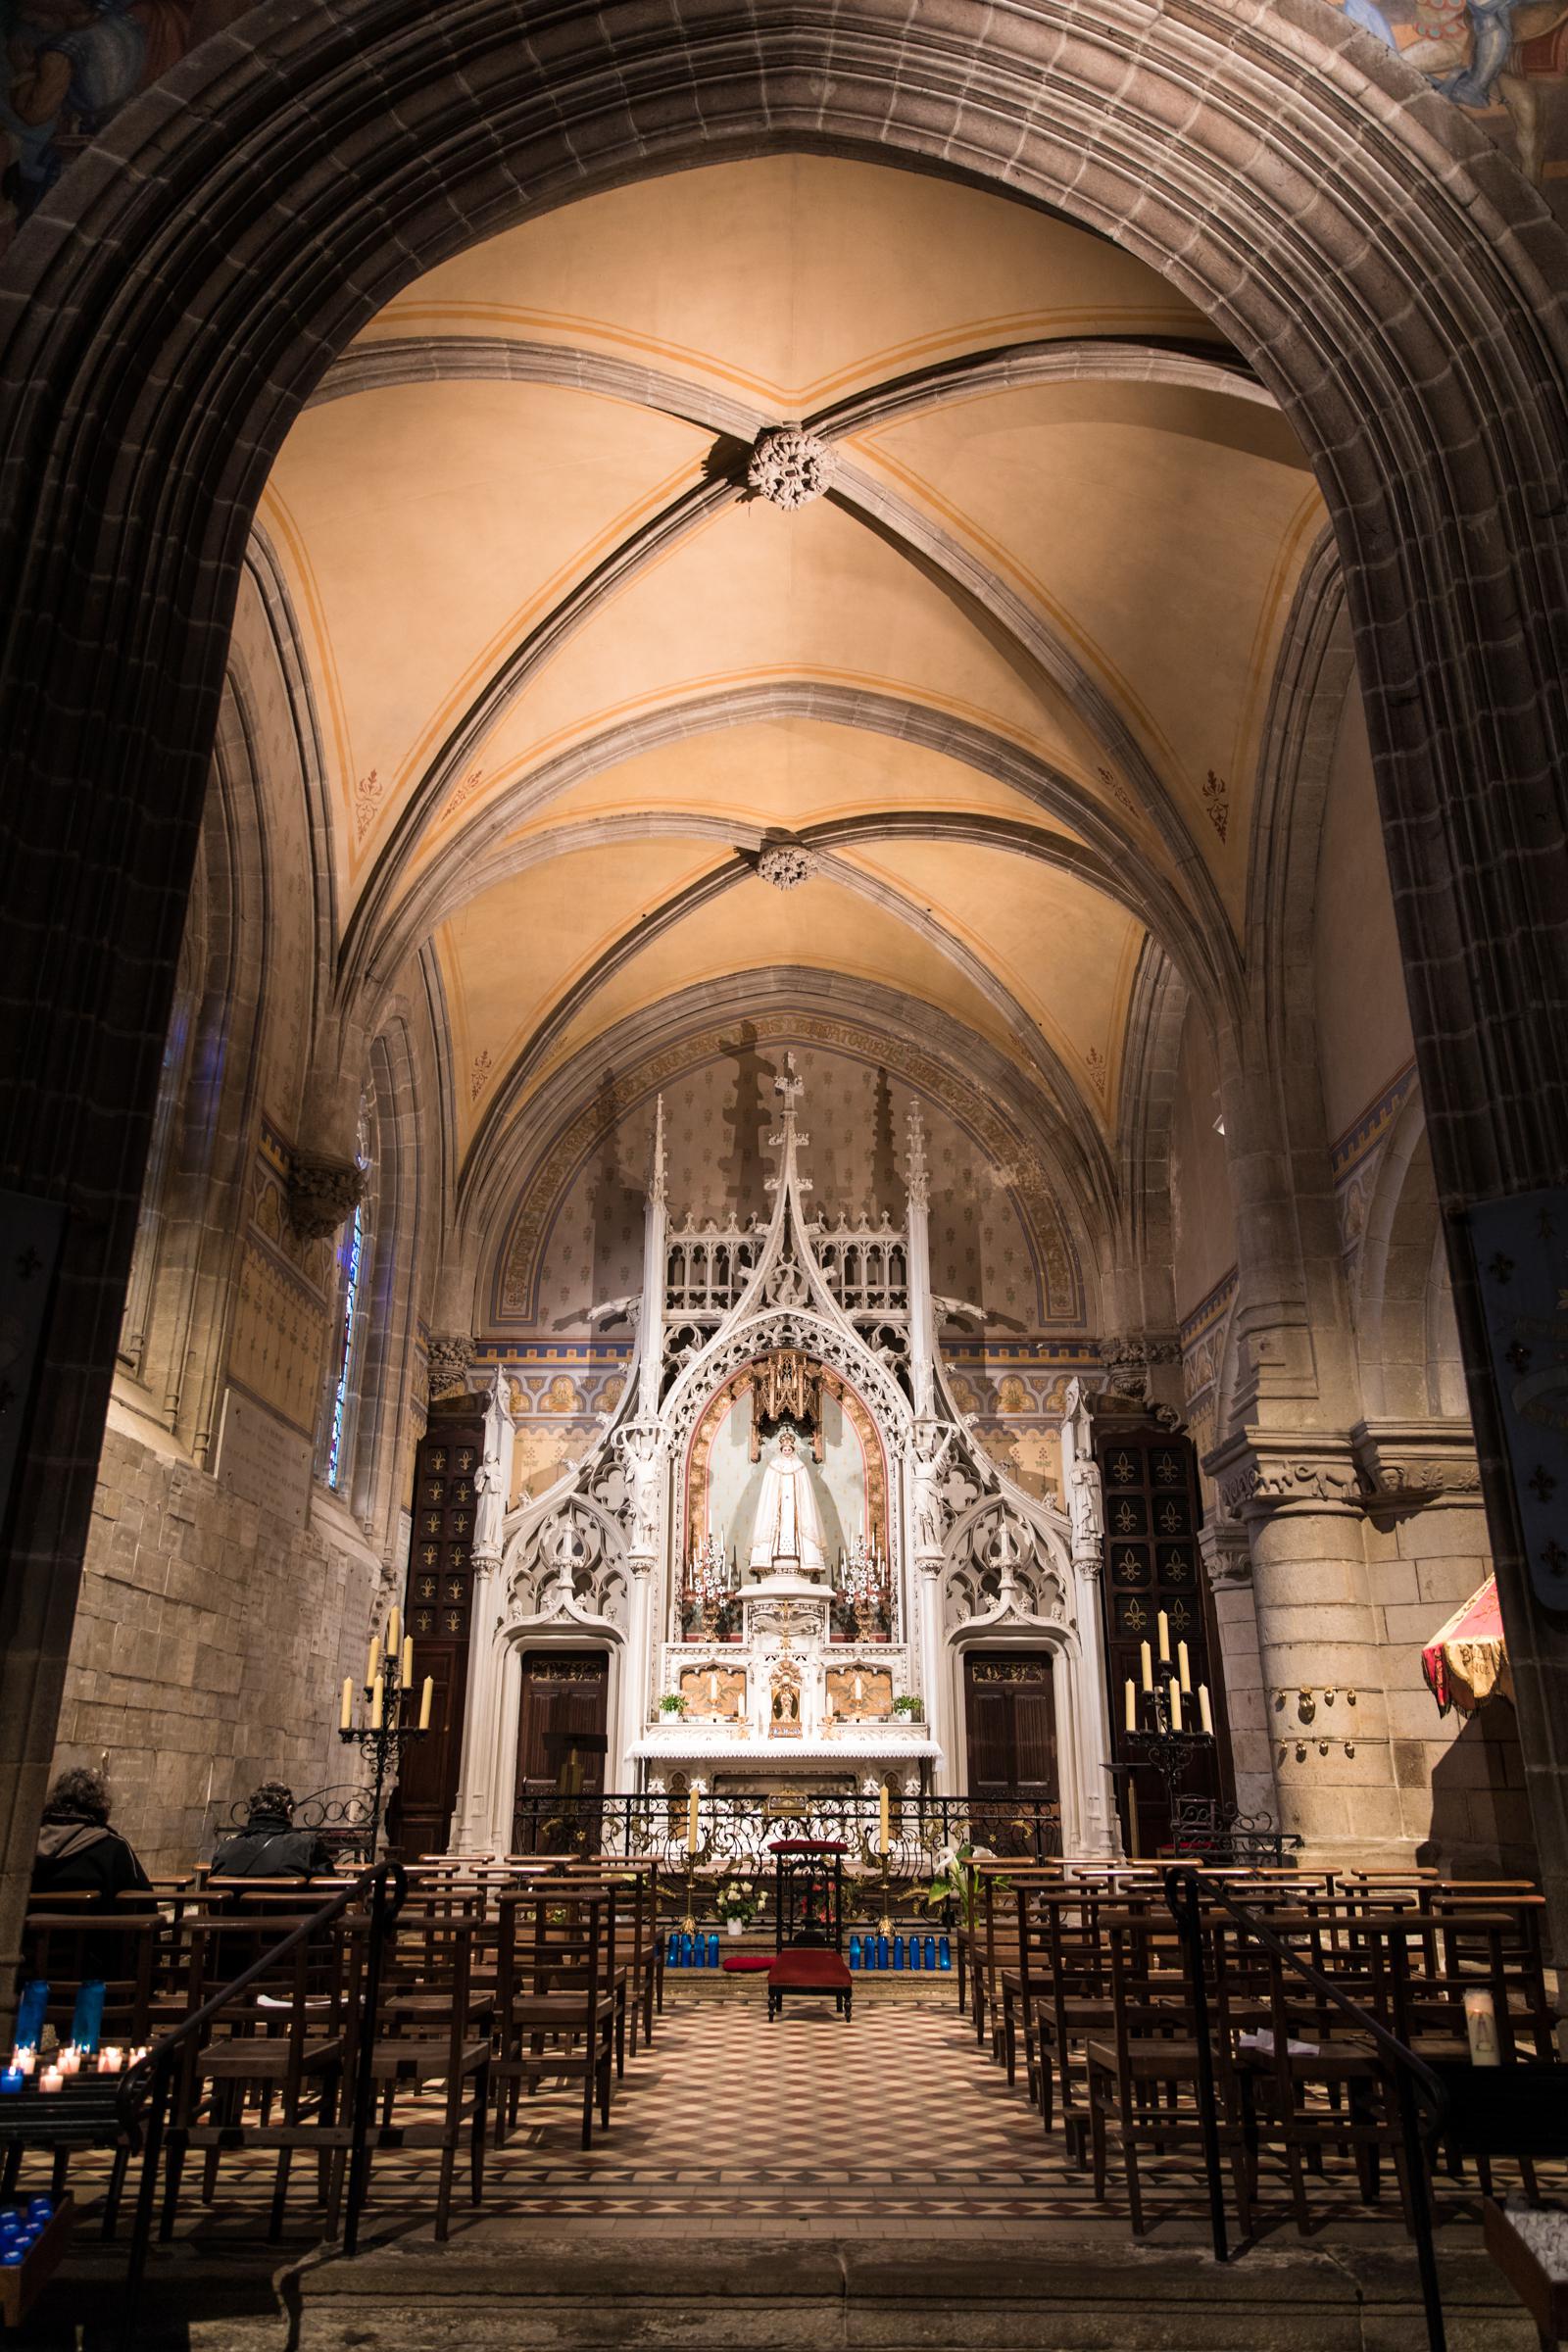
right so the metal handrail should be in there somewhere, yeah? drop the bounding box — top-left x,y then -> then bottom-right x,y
1163,1866 -> 1449,2352
114,1858 -> 408,2348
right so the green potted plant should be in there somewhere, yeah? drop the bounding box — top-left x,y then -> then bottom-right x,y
892,1692 -> 924,1721
715,1879 -> 760,1936
658,1691 -> 686,1717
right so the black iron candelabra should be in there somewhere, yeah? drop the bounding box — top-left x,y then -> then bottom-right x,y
1126,1661 -> 1213,1813
338,1614 -> 432,1857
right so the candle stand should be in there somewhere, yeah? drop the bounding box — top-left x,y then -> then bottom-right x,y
339,1640 -> 430,1857
680,1846 -> 699,1936
1126,1662 -> 1213,1815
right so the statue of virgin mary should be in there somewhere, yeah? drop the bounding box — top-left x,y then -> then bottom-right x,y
747,1427 -> 827,1575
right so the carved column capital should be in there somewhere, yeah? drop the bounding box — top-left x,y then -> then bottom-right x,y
1203,1426 -> 1362,1520
286,1153 -> 367,1241
1095,1333 -> 1180,1404
1351,1418 -> 1484,1509
427,1334 -> 476,1401
1197,1517 -> 1253,1591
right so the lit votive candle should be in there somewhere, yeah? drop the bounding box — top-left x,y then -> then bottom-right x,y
1463,1988 -> 1500,2067
0,2072 -> 23,2096
14,2051 -> 34,2078
38,2068 -> 63,2093
57,2048 -> 80,2077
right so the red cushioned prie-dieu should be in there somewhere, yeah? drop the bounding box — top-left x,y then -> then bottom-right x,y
767,1950 -> 853,1990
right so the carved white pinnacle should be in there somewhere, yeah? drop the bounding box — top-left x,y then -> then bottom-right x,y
747,426 -> 837,510
651,1092 -> 667,1205
906,1098 -> 930,1211
757,843 -> 819,890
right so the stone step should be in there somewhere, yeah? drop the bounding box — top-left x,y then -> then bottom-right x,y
666,1967 -> 952,1999
285,2230 -> 1530,2350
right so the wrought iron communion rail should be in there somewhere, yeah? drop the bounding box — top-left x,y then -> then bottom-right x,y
510,1790 -> 1062,1923
229,1787 -> 1062,1920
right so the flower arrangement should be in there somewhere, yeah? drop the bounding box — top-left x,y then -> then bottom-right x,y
715,1879 -> 760,1928
892,1693 -> 924,1720
658,1692 -> 686,1716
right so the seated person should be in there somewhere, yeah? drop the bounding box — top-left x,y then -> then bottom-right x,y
32,1768 -> 151,1904
210,1783 -> 335,1881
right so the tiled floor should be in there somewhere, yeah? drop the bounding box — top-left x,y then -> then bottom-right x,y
35,1984 -> 1545,2246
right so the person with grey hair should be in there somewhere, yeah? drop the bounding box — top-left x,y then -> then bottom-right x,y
32,1768 -> 150,1904
210,1784 -> 334,1881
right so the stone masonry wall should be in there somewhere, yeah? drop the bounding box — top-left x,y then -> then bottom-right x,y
51,1410 -> 387,1876
1371,1502 -> 1532,1873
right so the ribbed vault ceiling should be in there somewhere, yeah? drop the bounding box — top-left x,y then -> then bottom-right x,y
258,153 -> 1325,1179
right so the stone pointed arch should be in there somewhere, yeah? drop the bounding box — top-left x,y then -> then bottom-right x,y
6,0 -> 1568,1997
462,972 -> 1102,1340
345,684 -> 1232,1025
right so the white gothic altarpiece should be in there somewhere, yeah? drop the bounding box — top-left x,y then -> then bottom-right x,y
449,1058 -> 1118,1857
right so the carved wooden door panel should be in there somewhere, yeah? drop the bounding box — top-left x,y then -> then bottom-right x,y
963,1651 -> 1057,1802
391,1401 -> 485,1857
513,1651 -> 611,1853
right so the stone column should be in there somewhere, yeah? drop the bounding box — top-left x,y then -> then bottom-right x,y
1067,1553 -> 1118,1859
619,1561 -> 655,1800
449,1554 -> 507,1854
1058,1379 -> 1116,1856
1207,1429 -> 1408,1865
914,1562 -> 947,1788
1198,1518 -> 1275,1822
1353,1420 -> 1530,1872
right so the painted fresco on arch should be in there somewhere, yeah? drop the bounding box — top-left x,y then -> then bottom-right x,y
0,1 -> 248,255
1318,0 -> 1568,198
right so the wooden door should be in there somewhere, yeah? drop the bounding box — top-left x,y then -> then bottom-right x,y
513,1652 -> 611,1854
390,1401 -> 486,1857
963,1651 -> 1057,1806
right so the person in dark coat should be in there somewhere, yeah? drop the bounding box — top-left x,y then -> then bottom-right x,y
210,1784 -> 334,1880
31,1768 -> 151,1904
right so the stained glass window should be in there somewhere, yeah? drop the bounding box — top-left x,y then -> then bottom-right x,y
326,1201 -> 364,1490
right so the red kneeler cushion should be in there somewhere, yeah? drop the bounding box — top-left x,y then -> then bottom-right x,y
721,1955 -> 774,1974
768,1949 -> 853,1990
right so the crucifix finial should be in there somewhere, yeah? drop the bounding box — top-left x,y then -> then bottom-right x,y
773,1052 -> 805,1112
